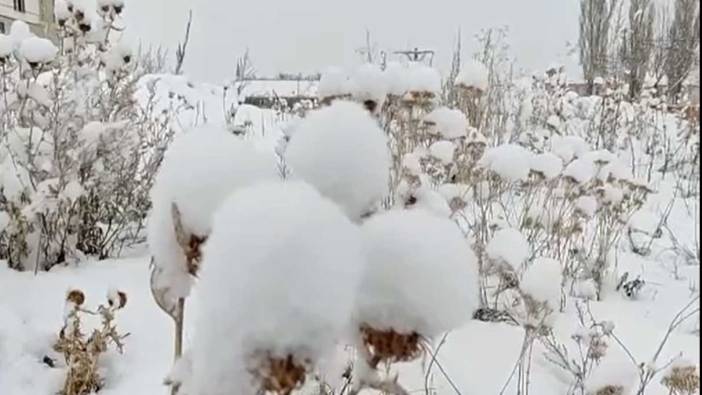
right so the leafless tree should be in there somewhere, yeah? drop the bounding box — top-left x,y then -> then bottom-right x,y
619,0 -> 656,99
579,0 -> 621,93
664,0 -> 700,102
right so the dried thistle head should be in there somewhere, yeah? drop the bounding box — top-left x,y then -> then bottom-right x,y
249,352 -> 308,395
662,364 -> 700,394
66,289 -> 86,306
107,289 -> 128,310
360,324 -> 424,367
587,337 -> 608,362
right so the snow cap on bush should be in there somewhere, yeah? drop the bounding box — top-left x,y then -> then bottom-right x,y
406,62 -> 441,94
19,37 -> 58,65
530,152 -> 563,179
318,66 -> 349,99
479,144 -> 534,182
356,209 -> 479,337
148,125 -> 277,300
456,59 -> 489,92
404,186 -> 452,218
350,63 -> 388,108
285,101 -> 390,221
550,135 -> 589,162
384,61 -> 409,96
190,181 -> 364,395
486,227 -> 529,270
429,140 -> 456,165
520,257 -> 562,308
0,35 -> 12,58
9,21 -> 32,48
424,107 -> 468,139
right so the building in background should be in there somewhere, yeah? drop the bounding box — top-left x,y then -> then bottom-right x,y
0,0 -> 54,37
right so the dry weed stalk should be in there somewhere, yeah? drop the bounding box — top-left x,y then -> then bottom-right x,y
54,288 -> 128,395
661,364 -> 700,395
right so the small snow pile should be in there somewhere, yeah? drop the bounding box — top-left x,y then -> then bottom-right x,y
350,63 -> 388,107
575,195 -> 598,217
585,352 -> 637,395
455,59 -> 489,92
101,41 -> 132,74
424,107 -> 468,139
550,135 -> 589,162
404,186 -> 452,218
356,209 -> 478,337
479,144 -> 534,182
189,181 -> 364,395
530,152 -> 563,179
486,227 -> 529,270
384,61 -> 408,96
148,125 -> 277,300
318,67 -> 349,99
600,184 -> 624,204
563,157 -> 596,184
0,34 -> 12,58
520,258 -> 562,308
405,62 -> 441,95
54,0 -> 72,24
19,37 -> 58,65
429,140 -> 456,165
546,115 -> 561,130
401,152 -> 422,176
285,101 -> 390,221
9,21 -> 32,49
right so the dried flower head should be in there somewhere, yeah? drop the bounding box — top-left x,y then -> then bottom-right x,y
662,364 -> 700,395
249,353 -> 308,395
66,289 -> 85,306
360,325 -> 424,367
107,289 -> 128,309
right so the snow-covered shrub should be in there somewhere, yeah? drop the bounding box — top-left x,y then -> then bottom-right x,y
349,63 -> 387,114
356,209 -> 478,338
352,209 -> 478,391
423,107 -> 468,140
184,181 -> 364,395
148,125 -> 277,305
0,2 -> 176,270
455,59 -> 489,93
285,101 -> 390,221
317,66 -> 351,104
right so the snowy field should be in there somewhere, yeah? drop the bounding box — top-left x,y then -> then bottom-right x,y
0,182 -> 698,395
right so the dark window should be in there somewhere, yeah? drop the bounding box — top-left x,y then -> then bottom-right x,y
0,22 -> 5,34
14,0 -> 26,13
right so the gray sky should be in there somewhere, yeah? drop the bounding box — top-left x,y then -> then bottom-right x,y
124,0 -> 581,83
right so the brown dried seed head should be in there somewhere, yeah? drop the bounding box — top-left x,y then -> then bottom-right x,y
109,290 -> 128,309
67,289 -> 85,306
117,291 -> 127,309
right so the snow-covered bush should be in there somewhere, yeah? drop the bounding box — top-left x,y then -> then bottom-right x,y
148,125 -> 277,305
285,101 -> 390,221
356,209 -> 478,338
0,2 -> 176,270
183,181 -> 364,395
352,208 -> 478,392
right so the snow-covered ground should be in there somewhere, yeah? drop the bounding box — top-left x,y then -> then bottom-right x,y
0,180 -> 698,394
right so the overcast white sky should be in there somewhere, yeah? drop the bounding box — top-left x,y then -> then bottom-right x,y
123,0 -> 581,83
